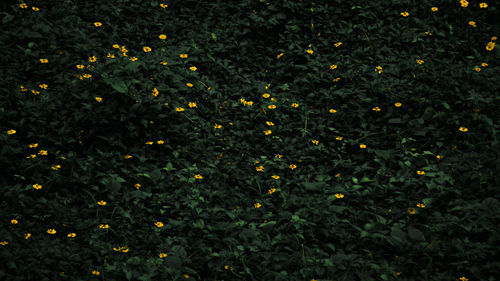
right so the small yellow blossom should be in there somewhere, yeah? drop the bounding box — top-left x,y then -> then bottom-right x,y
94,22 -> 102,27
154,221 -> 164,228
194,174 -> 203,179
459,277 -> 469,281
277,52 -> 284,59
401,11 -> 409,17
460,0 -> 468,7
97,200 -> 107,206
33,184 -> 42,190
89,56 -> 97,62
275,154 -> 283,158
330,64 -> 338,70
67,233 -> 76,238
83,74 -> 92,79
176,107 -> 185,112
152,88 -> 159,97
264,130 -> 272,135
95,97 -> 103,102
51,165 -> 61,170
159,253 -> 168,258
180,53 -> 188,59
469,21 -> 476,28
479,3 -> 488,8
189,66 -> 197,71
112,44 -> 120,48
160,3 -> 168,8
334,193 -> 344,199
431,7 -> 438,12
187,102 -> 197,108
459,126 -> 468,132
329,109 -> 337,113
143,46 -> 152,52
38,150 -> 48,155
306,49 -> 314,54
395,102 -> 402,107
312,140 -> 319,145
29,143 -> 38,148
254,202 -> 262,208
47,229 -> 56,234
266,121 -> 274,126
7,129 -> 16,135
20,3 -> 28,8
256,165 -> 264,172
262,93 -> 270,98
135,183 -> 141,189
40,58 -> 48,63
416,59 -> 424,64
486,41 -> 495,51
373,106 -> 381,111
11,219 -> 18,224
336,136 -> 343,141
124,155 -> 132,159
334,42 -> 343,47
271,175 -> 280,179
417,170 -> 425,175
27,154 -> 37,159
291,103 -> 299,108
289,164 -> 297,170
99,224 -> 109,229
375,66 -> 383,74
76,64 -> 84,69
360,144 -> 367,149
268,188 -> 276,194
0,241 -> 8,246
268,104 -> 276,109
408,208 -> 416,215
214,124 -> 222,129
474,67 -> 481,72
160,61 -> 168,66
436,155 -> 442,159
332,78 -> 341,82
39,84 -> 48,89
416,203 -> 425,208
32,7 -> 40,11
186,83 -> 193,87
92,270 -> 100,276
159,34 -> 167,39
129,57 -> 138,61
24,233 -> 31,239
481,63 -> 488,67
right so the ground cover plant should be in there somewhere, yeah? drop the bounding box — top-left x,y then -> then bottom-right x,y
1,0 -> 499,280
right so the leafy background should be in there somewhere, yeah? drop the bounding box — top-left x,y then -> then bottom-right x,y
1,0 -> 499,280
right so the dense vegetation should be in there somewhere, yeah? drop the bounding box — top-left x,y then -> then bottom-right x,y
1,0 -> 499,280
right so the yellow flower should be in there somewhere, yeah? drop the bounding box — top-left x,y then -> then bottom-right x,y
92,270 -> 100,276
459,126 -> 468,132
194,174 -> 203,179
135,183 -> 141,189
112,44 -> 120,48
262,93 -> 270,98
94,22 -> 102,27
143,46 -> 152,52
159,34 -> 167,39
186,83 -> 193,87
176,107 -> 185,112
401,11 -> 409,17
154,221 -> 164,228
336,136 -> 343,140
189,66 -> 197,71
329,109 -> 337,114
289,164 -> 297,170
11,219 -> 18,224
40,58 -> 48,63
33,184 -> 42,190
27,154 -> 37,159
20,85 -> 27,91
51,165 -> 61,170
7,129 -> 16,135
268,188 -> 276,194
47,229 -> 56,234
479,3 -> 488,8
474,67 -> 481,72
460,0 -> 469,7
271,175 -> 280,179
67,233 -> 76,238
375,66 -> 383,74
469,21 -> 476,28
332,77 -> 341,82
159,253 -> 168,258
29,143 -> 38,148
97,200 -> 107,206
481,62 -> 488,67
180,53 -> 188,59
99,224 -> 109,229
330,64 -> 338,70
186,101 -> 197,108
38,150 -> 48,155
20,3 -> 28,8
24,233 -> 31,239
277,52 -> 284,59
32,7 -> 39,11
408,208 -> 416,215
416,59 -> 424,64
95,97 -> 103,102
76,64 -> 84,69
214,124 -> 222,129
395,102 -> 402,107
39,84 -> 48,89
417,170 -> 425,175
264,129 -> 272,135
160,3 -> 168,8
416,203 -> 425,208
254,202 -> 262,208
152,88 -> 159,97
275,154 -> 283,158
436,155 -> 442,159
334,193 -> 344,199
89,56 -> 97,62
124,155 -> 132,159
267,104 -> 276,109
431,7 -> 438,12
360,144 -> 367,149
129,57 -> 138,61
0,241 -> 8,246
160,61 -> 168,65
311,140 -> 319,145
459,277 -> 469,281
306,49 -> 314,54
486,41 -> 495,51
121,247 -> 129,253
256,165 -> 264,172
334,42 -> 342,47
373,106 -> 381,111
492,36 -> 497,41
291,103 -> 299,108
82,74 -> 92,79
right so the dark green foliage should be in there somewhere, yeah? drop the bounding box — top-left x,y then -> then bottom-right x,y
1,0 -> 499,280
